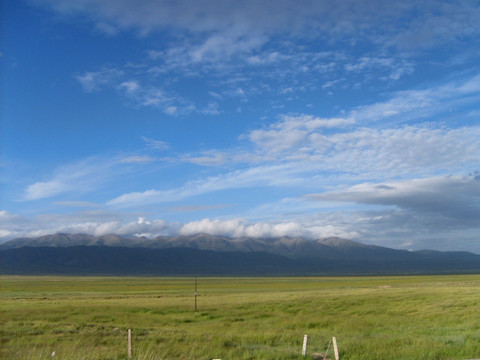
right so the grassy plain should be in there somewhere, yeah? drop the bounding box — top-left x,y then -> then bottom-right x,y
1,275 -> 480,360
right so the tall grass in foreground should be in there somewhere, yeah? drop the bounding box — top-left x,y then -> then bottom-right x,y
1,275 -> 480,359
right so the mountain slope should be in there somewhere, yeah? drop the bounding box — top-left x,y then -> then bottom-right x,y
0,246 -> 302,276
1,233 -> 479,275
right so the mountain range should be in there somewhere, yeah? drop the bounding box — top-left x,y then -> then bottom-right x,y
1,233 -> 479,275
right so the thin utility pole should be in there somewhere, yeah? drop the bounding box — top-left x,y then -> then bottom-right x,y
194,276 -> 198,312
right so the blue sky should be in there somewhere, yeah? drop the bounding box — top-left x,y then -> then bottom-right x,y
1,0 -> 480,252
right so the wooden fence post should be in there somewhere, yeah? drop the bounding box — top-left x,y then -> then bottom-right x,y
332,336 -> 339,360
128,329 -> 132,359
302,334 -> 308,356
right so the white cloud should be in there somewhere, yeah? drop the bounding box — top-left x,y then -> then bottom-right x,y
0,211 -> 180,242
141,136 -> 169,150
249,127 -> 307,153
119,156 -> 157,164
243,113 -> 480,177
1,207 -> 478,253
75,68 -> 196,115
0,209 -> 355,244
352,74 -> 480,124
319,125 -> 480,176
246,51 -> 289,65
179,217 -> 357,239
164,106 -> 177,115
132,88 -> 195,114
199,102 -> 220,115
183,151 -> 227,166
107,189 -> 167,207
73,72 -> 480,213
23,157 -> 112,200
188,31 -> 267,63
66,0 -> 480,122
344,56 -> 413,81
118,80 -> 140,94
308,174 -> 480,221
208,91 -> 223,100
0,210 -> 23,223
36,0 -> 480,52
180,218 -> 245,237
247,114 -> 355,153
54,201 -> 101,208
344,56 -> 393,72
75,68 -> 123,92
24,180 -> 69,201
170,204 -> 231,213
390,1 -> 480,50
107,163 -> 304,207
95,21 -> 118,35
116,217 -> 172,237
23,155 -> 146,201
107,118 -> 480,208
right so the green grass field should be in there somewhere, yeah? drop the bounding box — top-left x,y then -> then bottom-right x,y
1,275 -> 480,360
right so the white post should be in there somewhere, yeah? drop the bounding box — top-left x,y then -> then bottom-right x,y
302,334 -> 308,356
332,336 -> 339,360
128,329 -> 132,359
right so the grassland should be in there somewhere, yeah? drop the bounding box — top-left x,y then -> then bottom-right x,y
1,275 -> 480,360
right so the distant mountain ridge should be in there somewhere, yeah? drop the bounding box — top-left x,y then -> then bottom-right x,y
0,232 -> 407,257
1,233 -> 479,275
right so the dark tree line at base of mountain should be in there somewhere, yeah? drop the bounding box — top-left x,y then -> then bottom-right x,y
1,233 -> 479,275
